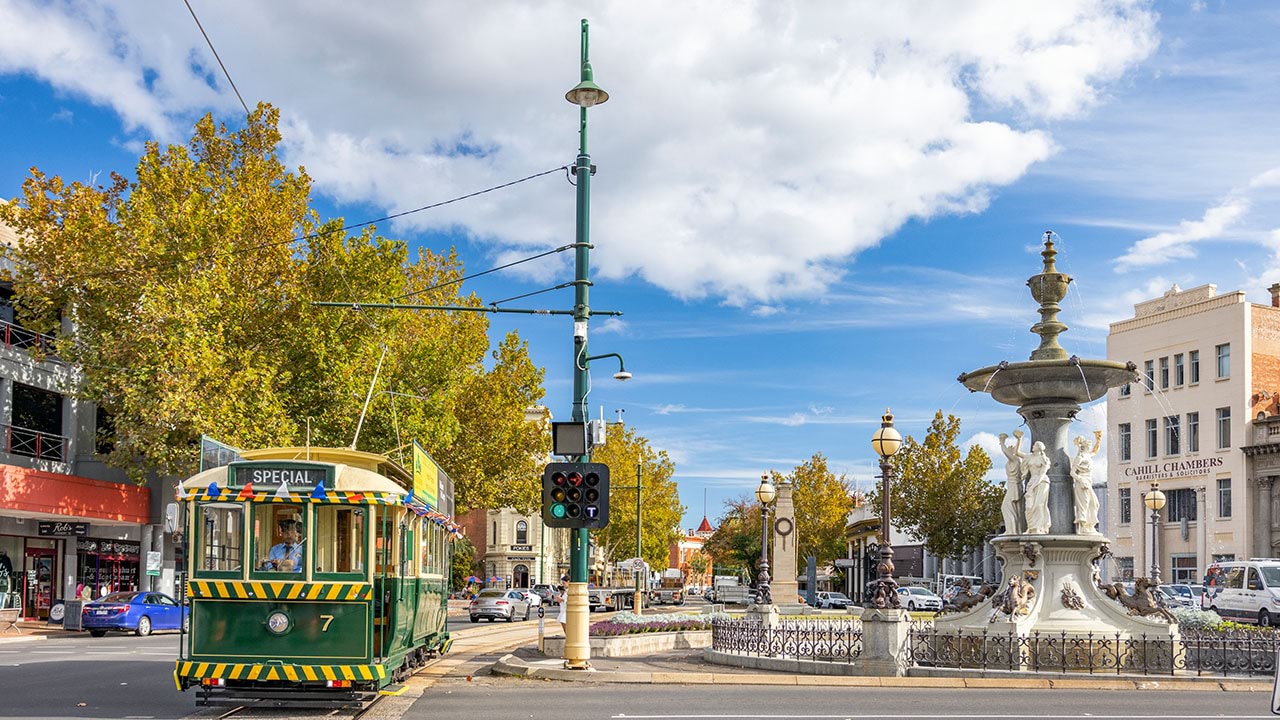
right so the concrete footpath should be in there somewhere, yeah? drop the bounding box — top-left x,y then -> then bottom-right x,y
491,644 -> 1274,692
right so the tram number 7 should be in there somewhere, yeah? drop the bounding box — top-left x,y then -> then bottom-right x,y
320,614 -> 335,632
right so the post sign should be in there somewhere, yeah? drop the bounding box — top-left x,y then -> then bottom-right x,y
38,521 -> 88,537
146,551 -> 162,577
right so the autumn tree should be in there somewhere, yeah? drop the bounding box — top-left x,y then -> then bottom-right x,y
703,497 -> 763,583
1,103 -> 545,512
876,410 -> 999,560
586,423 -> 683,571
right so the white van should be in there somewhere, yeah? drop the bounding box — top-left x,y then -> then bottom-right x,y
1203,560 -> 1280,626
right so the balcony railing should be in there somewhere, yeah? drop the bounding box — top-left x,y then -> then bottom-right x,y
5,424 -> 66,462
0,319 -> 57,356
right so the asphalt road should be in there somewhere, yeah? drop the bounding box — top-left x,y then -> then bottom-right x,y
408,679 -> 1277,720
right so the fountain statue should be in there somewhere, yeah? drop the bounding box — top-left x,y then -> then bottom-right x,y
941,232 -> 1178,646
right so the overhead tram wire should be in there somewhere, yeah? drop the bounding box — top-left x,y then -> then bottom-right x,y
51,166 -> 569,285
183,0 -> 250,117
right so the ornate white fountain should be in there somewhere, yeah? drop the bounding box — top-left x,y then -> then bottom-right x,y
941,234 -> 1178,645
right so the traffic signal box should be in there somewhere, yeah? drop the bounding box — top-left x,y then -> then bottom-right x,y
541,462 -> 610,529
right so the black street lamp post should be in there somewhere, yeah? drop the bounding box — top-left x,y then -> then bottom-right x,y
755,474 -> 777,605
870,409 -> 903,610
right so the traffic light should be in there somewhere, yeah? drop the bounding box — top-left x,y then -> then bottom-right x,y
541,462 -> 610,529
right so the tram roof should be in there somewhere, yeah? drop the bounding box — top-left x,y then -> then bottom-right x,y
180,446 -> 411,495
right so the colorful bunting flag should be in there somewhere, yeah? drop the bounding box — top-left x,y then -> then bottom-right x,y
274,482 -> 292,501
310,484 -> 328,501
236,482 -> 256,501
207,481 -> 222,500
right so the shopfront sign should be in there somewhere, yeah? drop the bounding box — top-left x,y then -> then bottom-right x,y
1122,456 -> 1225,483
77,538 -> 141,558
229,463 -> 331,491
510,545 -> 533,552
38,521 -> 88,537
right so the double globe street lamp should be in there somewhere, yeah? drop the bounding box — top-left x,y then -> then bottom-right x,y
754,474 -> 777,605
1144,482 -> 1166,586
869,409 -> 903,609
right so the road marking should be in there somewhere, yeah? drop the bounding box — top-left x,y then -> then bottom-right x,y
612,716 -> 1272,719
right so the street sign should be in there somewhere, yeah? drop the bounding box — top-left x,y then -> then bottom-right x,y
146,551 -> 162,577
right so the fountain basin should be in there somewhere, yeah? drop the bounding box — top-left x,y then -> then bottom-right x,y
958,359 -> 1137,407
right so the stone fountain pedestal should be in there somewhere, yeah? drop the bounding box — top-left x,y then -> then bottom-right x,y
934,534 -> 1178,640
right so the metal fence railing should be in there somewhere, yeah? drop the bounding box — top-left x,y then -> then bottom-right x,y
712,618 -> 1280,677
6,424 -> 66,462
711,618 -> 862,660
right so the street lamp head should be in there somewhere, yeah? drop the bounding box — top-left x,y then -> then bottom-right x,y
613,370 -> 632,381
1144,482 -> 1166,511
871,408 -> 903,458
566,63 -> 609,108
755,473 -> 777,505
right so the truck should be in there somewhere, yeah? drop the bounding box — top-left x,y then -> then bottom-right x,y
713,575 -> 754,605
650,568 -> 686,605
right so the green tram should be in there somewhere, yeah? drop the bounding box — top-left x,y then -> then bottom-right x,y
173,446 -> 456,708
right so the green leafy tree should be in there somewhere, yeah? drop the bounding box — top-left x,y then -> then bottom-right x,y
772,453 -> 854,568
687,552 -> 708,577
876,410 -> 998,560
450,535 -> 477,592
587,424 -> 683,570
1,104 -> 545,512
703,497 -> 764,584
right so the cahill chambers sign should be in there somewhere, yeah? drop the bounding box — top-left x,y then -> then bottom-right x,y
1123,456 -> 1225,483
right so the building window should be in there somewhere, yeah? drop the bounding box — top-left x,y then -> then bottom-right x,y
1159,357 -> 1169,389
1217,407 -> 1231,449
1190,350 -> 1201,383
1171,554 -> 1199,585
1174,353 -> 1184,386
1119,383 -> 1131,397
1146,419 -> 1158,458
1187,412 -> 1200,453
1119,488 -> 1131,524
1116,556 -> 1134,581
491,521 -> 497,544
94,406 -> 116,455
1216,343 -> 1230,379
1119,423 -> 1132,461
1143,360 -> 1154,391
1165,488 -> 1196,521
1218,478 -> 1232,518
515,520 -> 528,545
1164,416 -> 1181,455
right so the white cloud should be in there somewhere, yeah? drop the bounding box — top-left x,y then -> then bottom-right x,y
1113,197 -> 1250,271
0,1 -> 1158,304
595,318 -> 628,335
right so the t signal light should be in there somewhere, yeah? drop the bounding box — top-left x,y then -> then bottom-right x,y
541,462 -> 610,529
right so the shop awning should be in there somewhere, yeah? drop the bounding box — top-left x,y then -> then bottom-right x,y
0,464 -> 150,525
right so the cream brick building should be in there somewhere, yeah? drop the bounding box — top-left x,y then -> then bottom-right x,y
1106,283 -> 1280,584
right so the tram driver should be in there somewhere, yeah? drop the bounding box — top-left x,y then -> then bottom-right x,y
261,519 -> 304,572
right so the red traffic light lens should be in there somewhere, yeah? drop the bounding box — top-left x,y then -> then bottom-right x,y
567,472 -> 583,486
552,472 -> 568,486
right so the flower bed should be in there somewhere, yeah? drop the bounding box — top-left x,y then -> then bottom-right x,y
590,611 -> 730,637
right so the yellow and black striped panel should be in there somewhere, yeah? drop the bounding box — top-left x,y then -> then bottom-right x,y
186,580 -> 371,601
175,660 -> 386,682
180,490 -> 402,504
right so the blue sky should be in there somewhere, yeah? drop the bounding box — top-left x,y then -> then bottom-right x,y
3,1 -> 1280,530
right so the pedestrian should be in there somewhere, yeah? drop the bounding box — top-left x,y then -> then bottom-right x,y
557,592 -> 567,631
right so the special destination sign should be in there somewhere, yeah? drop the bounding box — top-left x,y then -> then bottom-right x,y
1122,456 -> 1224,483
230,463 -> 331,490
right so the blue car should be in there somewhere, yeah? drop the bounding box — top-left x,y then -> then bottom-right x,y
81,591 -> 188,637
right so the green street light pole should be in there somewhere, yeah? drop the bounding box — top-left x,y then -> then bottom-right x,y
563,17 -> 609,671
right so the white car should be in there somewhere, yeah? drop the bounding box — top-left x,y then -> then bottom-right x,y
897,586 -> 944,612
515,589 -> 543,607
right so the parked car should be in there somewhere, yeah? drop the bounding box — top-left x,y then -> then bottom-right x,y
514,589 -> 542,607
81,591 -> 188,637
896,586 -> 943,612
469,589 -> 531,623
531,584 -> 561,605
1164,583 -> 1206,608
1156,585 -> 1197,609
815,591 -> 853,609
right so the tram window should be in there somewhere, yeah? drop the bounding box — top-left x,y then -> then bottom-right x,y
399,519 -> 414,576
199,503 -> 243,572
374,507 -> 396,575
419,522 -> 438,574
315,506 -> 365,575
254,504 -> 306,574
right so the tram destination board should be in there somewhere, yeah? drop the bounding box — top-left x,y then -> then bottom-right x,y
229,462 -> 332,490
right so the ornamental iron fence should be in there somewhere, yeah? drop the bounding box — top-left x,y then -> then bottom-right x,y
908,626 -> 1278,677
710,618 -> 862,661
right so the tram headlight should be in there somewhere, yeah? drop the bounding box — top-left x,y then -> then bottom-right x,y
265,611 -> 291,635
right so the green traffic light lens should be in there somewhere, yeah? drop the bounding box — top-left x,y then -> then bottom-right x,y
551,503 -> 567,519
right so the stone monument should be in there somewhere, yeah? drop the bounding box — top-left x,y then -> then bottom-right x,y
770,479 -> 801,612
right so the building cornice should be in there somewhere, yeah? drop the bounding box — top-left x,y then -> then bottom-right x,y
1109,291 -> 1246,334
1241,443 -> 1280,457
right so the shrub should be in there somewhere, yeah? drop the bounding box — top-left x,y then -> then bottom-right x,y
1170,608 -> 1221,629
589,611 -> 730,637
